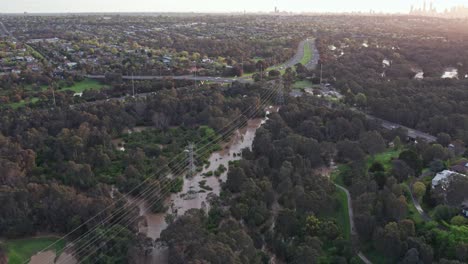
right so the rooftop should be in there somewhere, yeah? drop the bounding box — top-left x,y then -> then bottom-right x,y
432,170 -> 467,189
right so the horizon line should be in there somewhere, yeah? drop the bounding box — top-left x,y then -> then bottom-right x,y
0,11 -> 413,15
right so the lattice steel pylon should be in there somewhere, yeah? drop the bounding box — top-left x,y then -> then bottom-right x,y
186,143 -> 196,177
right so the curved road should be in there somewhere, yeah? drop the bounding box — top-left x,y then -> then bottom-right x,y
406,184 -> 432,222
84,36 -> 437,146
273,38 -> 318,71
85,38 -> 319,83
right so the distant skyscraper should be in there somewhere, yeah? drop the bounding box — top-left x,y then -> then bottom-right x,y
409,1 -> 468,18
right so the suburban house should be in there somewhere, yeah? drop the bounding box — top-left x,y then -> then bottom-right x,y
450,160 -> 468,174
432,170 -> 468,217
462,201 -> 468,218
431,170 -> 467,189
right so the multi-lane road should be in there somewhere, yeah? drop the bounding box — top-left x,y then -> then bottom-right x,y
365,114 -> 437,142
85,38 -> 319,84
85,38 -> 435,144
85,74 -> 253,84
273,38 -> 318,71
0,21 -> 12,37
305,39 -> 320,69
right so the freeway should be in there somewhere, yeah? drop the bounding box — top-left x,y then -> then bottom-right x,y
269,38 -> 318,72
305,39 -> 320,69
365,114 -> 437,142
84,37 -> 435,145
85,74 -> 253,84
322,102 -> 437,143
86,38 -> 320,83
0,21 -> 11,37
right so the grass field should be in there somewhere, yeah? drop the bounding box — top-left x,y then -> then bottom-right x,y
331,164 -> 350,187
9,97 -> 40,109
333,188 -> 351,240
328,164 -> 352,240
4,79 -> 106,109
5,237 -> 65,264
293,80 -> 313,90
300,42 -> 312,66
366,148 -> 402,171
59,79 -> 106,93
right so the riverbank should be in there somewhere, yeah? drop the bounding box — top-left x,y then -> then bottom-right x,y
135,106 -> 278,263
4,236 -> 65,264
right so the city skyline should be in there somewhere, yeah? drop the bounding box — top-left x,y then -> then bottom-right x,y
410,0 -> 468,18
1,0 -> 467,14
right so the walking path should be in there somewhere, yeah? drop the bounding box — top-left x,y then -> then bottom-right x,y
406,184 -> 432,222
334,183 -> 373,264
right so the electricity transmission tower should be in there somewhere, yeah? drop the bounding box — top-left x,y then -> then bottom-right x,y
186,143 -> 196,177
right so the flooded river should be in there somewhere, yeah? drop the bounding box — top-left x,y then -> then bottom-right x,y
27,107 -> 276,264
28,248 -> 77,264
133,106 -> 278,263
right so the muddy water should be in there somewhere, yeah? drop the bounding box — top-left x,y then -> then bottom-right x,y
28,249 -> 77,264
133,106 -> 278,263
29,251 -> 55,264
28,109 -> 276,264
171,116 -> 264,215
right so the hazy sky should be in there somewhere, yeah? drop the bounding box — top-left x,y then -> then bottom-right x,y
2,0 -> 467,13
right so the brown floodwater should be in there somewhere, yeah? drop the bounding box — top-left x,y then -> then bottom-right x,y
28,248 -> 77,264
26,107 -> 277,264
133,106 -> 278,263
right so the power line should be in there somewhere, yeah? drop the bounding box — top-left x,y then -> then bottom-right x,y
69,88 -> 279,263
186,143 -> 196,177
276,81 -> 284,105
43,85 -> 279,264
82,90 -> 279,264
